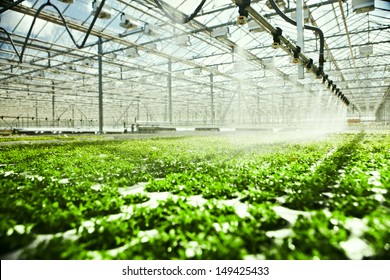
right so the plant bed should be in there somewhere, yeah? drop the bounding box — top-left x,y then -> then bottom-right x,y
1,132 -> 389,259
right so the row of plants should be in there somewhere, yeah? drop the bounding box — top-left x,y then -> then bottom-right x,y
0,136 -> 266,255
18,198 -> 291,259
17,198 -> 354,260
145,139 -> 337,200
0,132 -> 389,259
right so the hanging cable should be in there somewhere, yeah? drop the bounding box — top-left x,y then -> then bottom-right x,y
0,27 -> 21,60
0,0 -> 26,14
155,0 -> 206,24
6,0 -> 106,63
268,0 -> 325,77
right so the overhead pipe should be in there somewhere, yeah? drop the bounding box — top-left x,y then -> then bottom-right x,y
0,27 -> 21,60
0,0 -> 26,14
239,2 -> 351,107
7,0 -> 108,63
155,0 -> 206,24
244,5 -> 317,72
268,0 -> 325,77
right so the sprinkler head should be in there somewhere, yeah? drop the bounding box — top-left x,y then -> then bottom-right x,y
316,67 -> 323,78
236,1 -> 250,25
292,46 -> 301,64
322,74 -> 328,83
306,58 -> 313,70
272,28 -> 282,49
272,41 -> 280,49
237,15 -> 248,25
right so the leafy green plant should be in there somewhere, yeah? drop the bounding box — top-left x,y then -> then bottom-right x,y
20,237 -> 93,260
267,211 -> 350,259
0,219 -> 35,255
362,208 -> 390,259
123,193 -> 150,204
1,132 -> 389,260
77,218 -> 138,250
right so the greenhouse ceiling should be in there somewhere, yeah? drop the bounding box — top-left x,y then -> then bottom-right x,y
0,0 -> 389,129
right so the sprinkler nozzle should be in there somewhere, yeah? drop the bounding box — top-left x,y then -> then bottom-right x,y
292,46 -> 301,64
272,27 -> 282,49
306,58 -> 313,70
237,15 -> 247,25
236,1 -> 250,25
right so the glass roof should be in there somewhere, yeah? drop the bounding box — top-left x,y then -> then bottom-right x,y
1,0 -> 389,128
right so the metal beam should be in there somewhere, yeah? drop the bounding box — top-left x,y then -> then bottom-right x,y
98,37 -> 103,134
210,73 -> 214,124
0,0 -> 26,14
168,58 -> 172,124
297,0 -> 304,79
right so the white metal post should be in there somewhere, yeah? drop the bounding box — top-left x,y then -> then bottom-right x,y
297,0 -> 304,79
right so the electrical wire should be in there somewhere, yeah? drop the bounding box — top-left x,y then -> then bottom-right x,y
0,27 -> 21,60
4,0 -> 107,63
155,0 -> 207,24
0,0 -> 26,14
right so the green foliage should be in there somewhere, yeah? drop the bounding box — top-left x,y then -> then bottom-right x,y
1,132 -> 389,259
0,219 -> 35,254
362,208 -> 390,259
20,237 -> 93,260
77,218 -> 138,250
268,211 -> 350,260
123,193 -> 150,204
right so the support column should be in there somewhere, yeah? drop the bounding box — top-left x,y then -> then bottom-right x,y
72,105 -> 75,128
297,0 -> 304,79
257,93 -> 260,123
137,99 -> 140,121
35,99 -> 38,127
98,37 -> 104,134
238,84 -> 242,123
51,81 -> 55,127
168,59 -> 172,124
210,73 -> 215,124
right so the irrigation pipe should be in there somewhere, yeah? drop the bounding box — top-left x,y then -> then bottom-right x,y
155,0 -> 206,24
8,0 -> 106,63
268,0 -> 325,76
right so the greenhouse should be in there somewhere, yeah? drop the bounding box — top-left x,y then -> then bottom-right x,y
0,0 -> 389,260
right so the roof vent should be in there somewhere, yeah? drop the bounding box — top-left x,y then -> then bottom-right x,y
91,0 -> 112,19
352,0 -> 375,14
125,48 -> 140,58
359,44 -> 373,56
211,27 -> 230,39
248,21 -> 265,32
119,13 -> 137,29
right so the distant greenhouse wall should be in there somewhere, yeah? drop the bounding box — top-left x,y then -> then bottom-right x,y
376,88 -> 390,124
